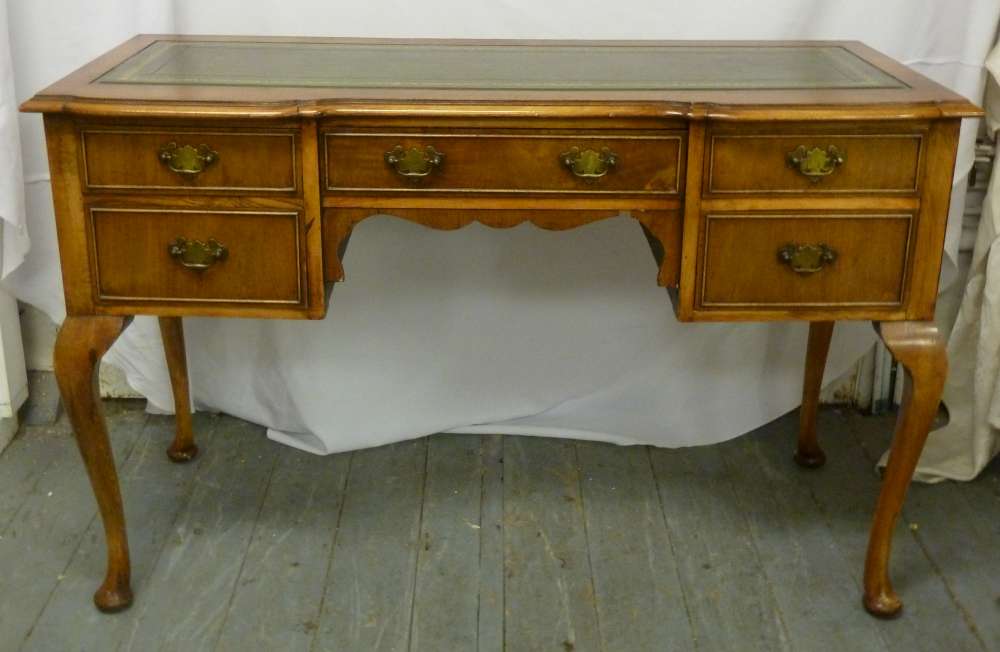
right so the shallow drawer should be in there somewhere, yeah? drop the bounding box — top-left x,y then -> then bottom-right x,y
91,208 -> 303,305
698,212 -> 913,309
82,127 -> 298,193
324,131 -> 683,194
706,128 -> 923,194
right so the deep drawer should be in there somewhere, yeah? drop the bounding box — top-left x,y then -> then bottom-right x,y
697,212 -> 914,309
705,127 -> 924,195
91,208 -> 304,305
324,131 -> 684,194
81,127 -> 298,193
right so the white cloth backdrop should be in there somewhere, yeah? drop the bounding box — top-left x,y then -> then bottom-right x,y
3,1 -> 996,459
0,1 -> 29,277
906,42 -> 1000,482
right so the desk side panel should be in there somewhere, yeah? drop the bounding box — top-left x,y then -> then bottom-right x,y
906,118 -> 961,320
44,115 -> 97,317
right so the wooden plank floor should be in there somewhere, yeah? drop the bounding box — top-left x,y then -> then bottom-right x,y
2,398 -> 998,651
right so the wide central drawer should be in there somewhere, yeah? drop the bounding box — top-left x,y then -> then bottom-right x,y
697,212 -> 914,310
324,131 -> 684,194
90,208 -> 304,305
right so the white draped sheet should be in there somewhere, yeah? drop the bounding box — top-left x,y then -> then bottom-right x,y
3,1 -> 997,459
901,42 -> 1000,482
0,1 -> 29,277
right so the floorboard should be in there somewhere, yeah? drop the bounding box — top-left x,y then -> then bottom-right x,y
116,415 -> 279,652
477,435 -> 505,652
0,396 -> 996,652
214,440 -> 350,652
311,438 -> 427,652
23,413 -> 218,652
807,409 -> 987,652
852,414 -> 999,650
718,422 -> 890,652
0,403 -> 146,647
577,441 -> 695,651
410,434 -> 484,652
649,442 -> 789,652
503,437 -> 602,652
0,424 -> 72,537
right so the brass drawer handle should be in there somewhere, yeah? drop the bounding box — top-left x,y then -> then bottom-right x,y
168,237 -> 228,270
786,145 -> 845,182
159,142 -> 219,176
778,243 -> 837,274
384,145 -> 444,178
560,146 -> 618,180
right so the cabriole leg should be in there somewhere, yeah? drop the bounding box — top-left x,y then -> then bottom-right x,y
53,315 -> 133,612
796,320 -> 834,468
864,321 -> 946,618
159,317 -> 197,462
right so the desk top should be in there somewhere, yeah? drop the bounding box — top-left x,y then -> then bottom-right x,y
22,35 -> 981,120
99,40 -> 905,91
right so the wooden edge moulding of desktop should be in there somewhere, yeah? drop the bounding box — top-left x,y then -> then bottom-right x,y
20,35 -> 983,618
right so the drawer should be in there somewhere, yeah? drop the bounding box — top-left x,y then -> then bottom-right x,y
706,128 -> 924,194
698,213 -> 913,309
324,131 -> 684,194
90,208 -> 303,305
81,127 -> 298,193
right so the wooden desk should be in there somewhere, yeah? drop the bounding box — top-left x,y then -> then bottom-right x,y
21,35 -> 982,618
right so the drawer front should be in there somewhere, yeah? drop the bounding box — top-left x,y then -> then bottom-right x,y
698,213 -> 913,309
324,131 -> 683,194
706,130 -> 923,194
82,128 -> 298,193
91,208 -> 303,305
